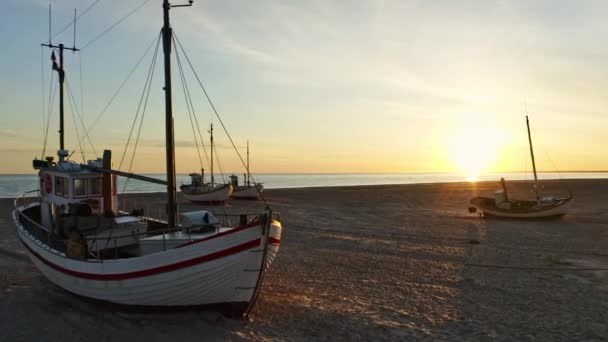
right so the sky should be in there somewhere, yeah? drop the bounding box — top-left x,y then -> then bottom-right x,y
1,0 -> 607,175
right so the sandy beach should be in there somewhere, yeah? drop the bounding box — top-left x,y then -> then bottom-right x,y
1,179 -> 607,341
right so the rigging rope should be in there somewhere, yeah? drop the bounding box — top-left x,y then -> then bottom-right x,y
213,138 -> 227,184
40,46 -> 47,158
81,0 -> 152,50
79,52 -> 85,132
122,38 -> 160,192
173,32 -> 269,206
66,78 -> 97,157
174,38 -> 205,172
66,85 -> 86,162
85,32 -> 161,134
118,33 -> 161,171
48,0 -> 102,43
42,71 -> 57,159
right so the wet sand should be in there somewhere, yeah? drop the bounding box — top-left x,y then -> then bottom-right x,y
1,179 -> 607,341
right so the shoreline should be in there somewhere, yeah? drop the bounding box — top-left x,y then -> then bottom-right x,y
1,177 -> 605,199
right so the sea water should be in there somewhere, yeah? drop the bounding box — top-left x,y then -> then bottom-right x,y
1,172 -> 607,198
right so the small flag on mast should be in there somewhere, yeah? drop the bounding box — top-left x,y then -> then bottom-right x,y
51,51 -> 60,71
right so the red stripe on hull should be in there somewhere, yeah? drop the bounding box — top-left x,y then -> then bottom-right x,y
176,221 -> 262,248
21,238 -> 260,281
268,237 -> 281,245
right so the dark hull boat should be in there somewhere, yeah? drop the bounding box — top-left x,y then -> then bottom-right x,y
470,192 -> 572,218
469,116 -> 572,218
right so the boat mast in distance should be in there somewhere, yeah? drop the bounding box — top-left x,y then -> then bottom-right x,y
162,0 -> 193,229
526,115 -> 540,203
246,140 -> 250,186
210,123 -> 214,186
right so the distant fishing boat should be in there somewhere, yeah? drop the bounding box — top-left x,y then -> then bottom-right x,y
230,141 -> 264,200
13,0 -> 281,317
180,123 -> 233,204
469,116 -> 572,218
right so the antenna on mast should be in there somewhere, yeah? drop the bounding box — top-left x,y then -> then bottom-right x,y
73,9 -> 77,50
48,4 -> 52,44
42,4 -> 80,161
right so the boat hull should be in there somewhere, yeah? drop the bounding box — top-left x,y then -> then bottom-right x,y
13,203 -> 282,314
182,184 -> 233,204
231,184 -> 264,200
470,195 -> 572,218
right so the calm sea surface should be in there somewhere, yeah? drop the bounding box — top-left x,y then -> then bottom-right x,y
1,172 -> 607,198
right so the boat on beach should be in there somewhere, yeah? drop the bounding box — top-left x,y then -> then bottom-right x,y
12,0 -> 282,317
469,116 -> 572,218
230,141 -> 264,200
180,123 -> 233,204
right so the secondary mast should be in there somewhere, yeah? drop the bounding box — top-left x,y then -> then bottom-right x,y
162,0 -> 193,229
526,115 -> 540,203
41,6 -> 79,159
210,123 -> 214,186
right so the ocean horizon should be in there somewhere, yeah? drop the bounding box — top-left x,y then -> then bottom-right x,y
1,172 -> 607,198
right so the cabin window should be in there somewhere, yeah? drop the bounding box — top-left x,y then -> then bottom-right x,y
91,178 -> 102,195
74,178 -> 86,197
54,176 -> 68,197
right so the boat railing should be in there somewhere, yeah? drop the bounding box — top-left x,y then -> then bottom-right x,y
14,190 -> 40,209
15,192 -> 280,260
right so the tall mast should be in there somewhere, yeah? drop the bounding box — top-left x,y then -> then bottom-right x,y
162,0 -> 177,228
246,140 -> 250,186
161,0 -> 193,228
42,8 -> 79,160
58,44 -> 65,152
210,123 -> 214,185
526,115 -> 540,203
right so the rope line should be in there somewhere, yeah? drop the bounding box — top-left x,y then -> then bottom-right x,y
173,35 -> 210,168
213,139 -> 227,184
66,78 -> 97,157
42,71 -> 57,158
118,33 -> 161,171
48,0 -> 102,43
79,52 -> 85,135
66,85 -> 86,162
40,46 -> 47,157
81,0 -> 152,50
174,38 -> 205,171
123,39 -> 160,192
85,32 -> 161,134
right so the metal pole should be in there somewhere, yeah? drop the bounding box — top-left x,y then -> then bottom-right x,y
247,140 -> 250,186
162,0 -> 177,229
210,123 -> 214,186
58,44 -> 65,151
526,115 -> 540,203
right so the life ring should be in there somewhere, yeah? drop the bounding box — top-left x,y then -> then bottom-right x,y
42,173 -> 52,194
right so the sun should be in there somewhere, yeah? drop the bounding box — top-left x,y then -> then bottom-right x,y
447,125 -> 506,181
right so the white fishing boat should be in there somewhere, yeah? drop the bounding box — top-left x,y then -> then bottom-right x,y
181,123 -> 233,204
469,116 -> 572,218
230,141 -> 264,200
13,0 -> 282,317
231,182 -> 264,200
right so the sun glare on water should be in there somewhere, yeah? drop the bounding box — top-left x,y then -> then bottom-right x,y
447,124 -> 506,182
